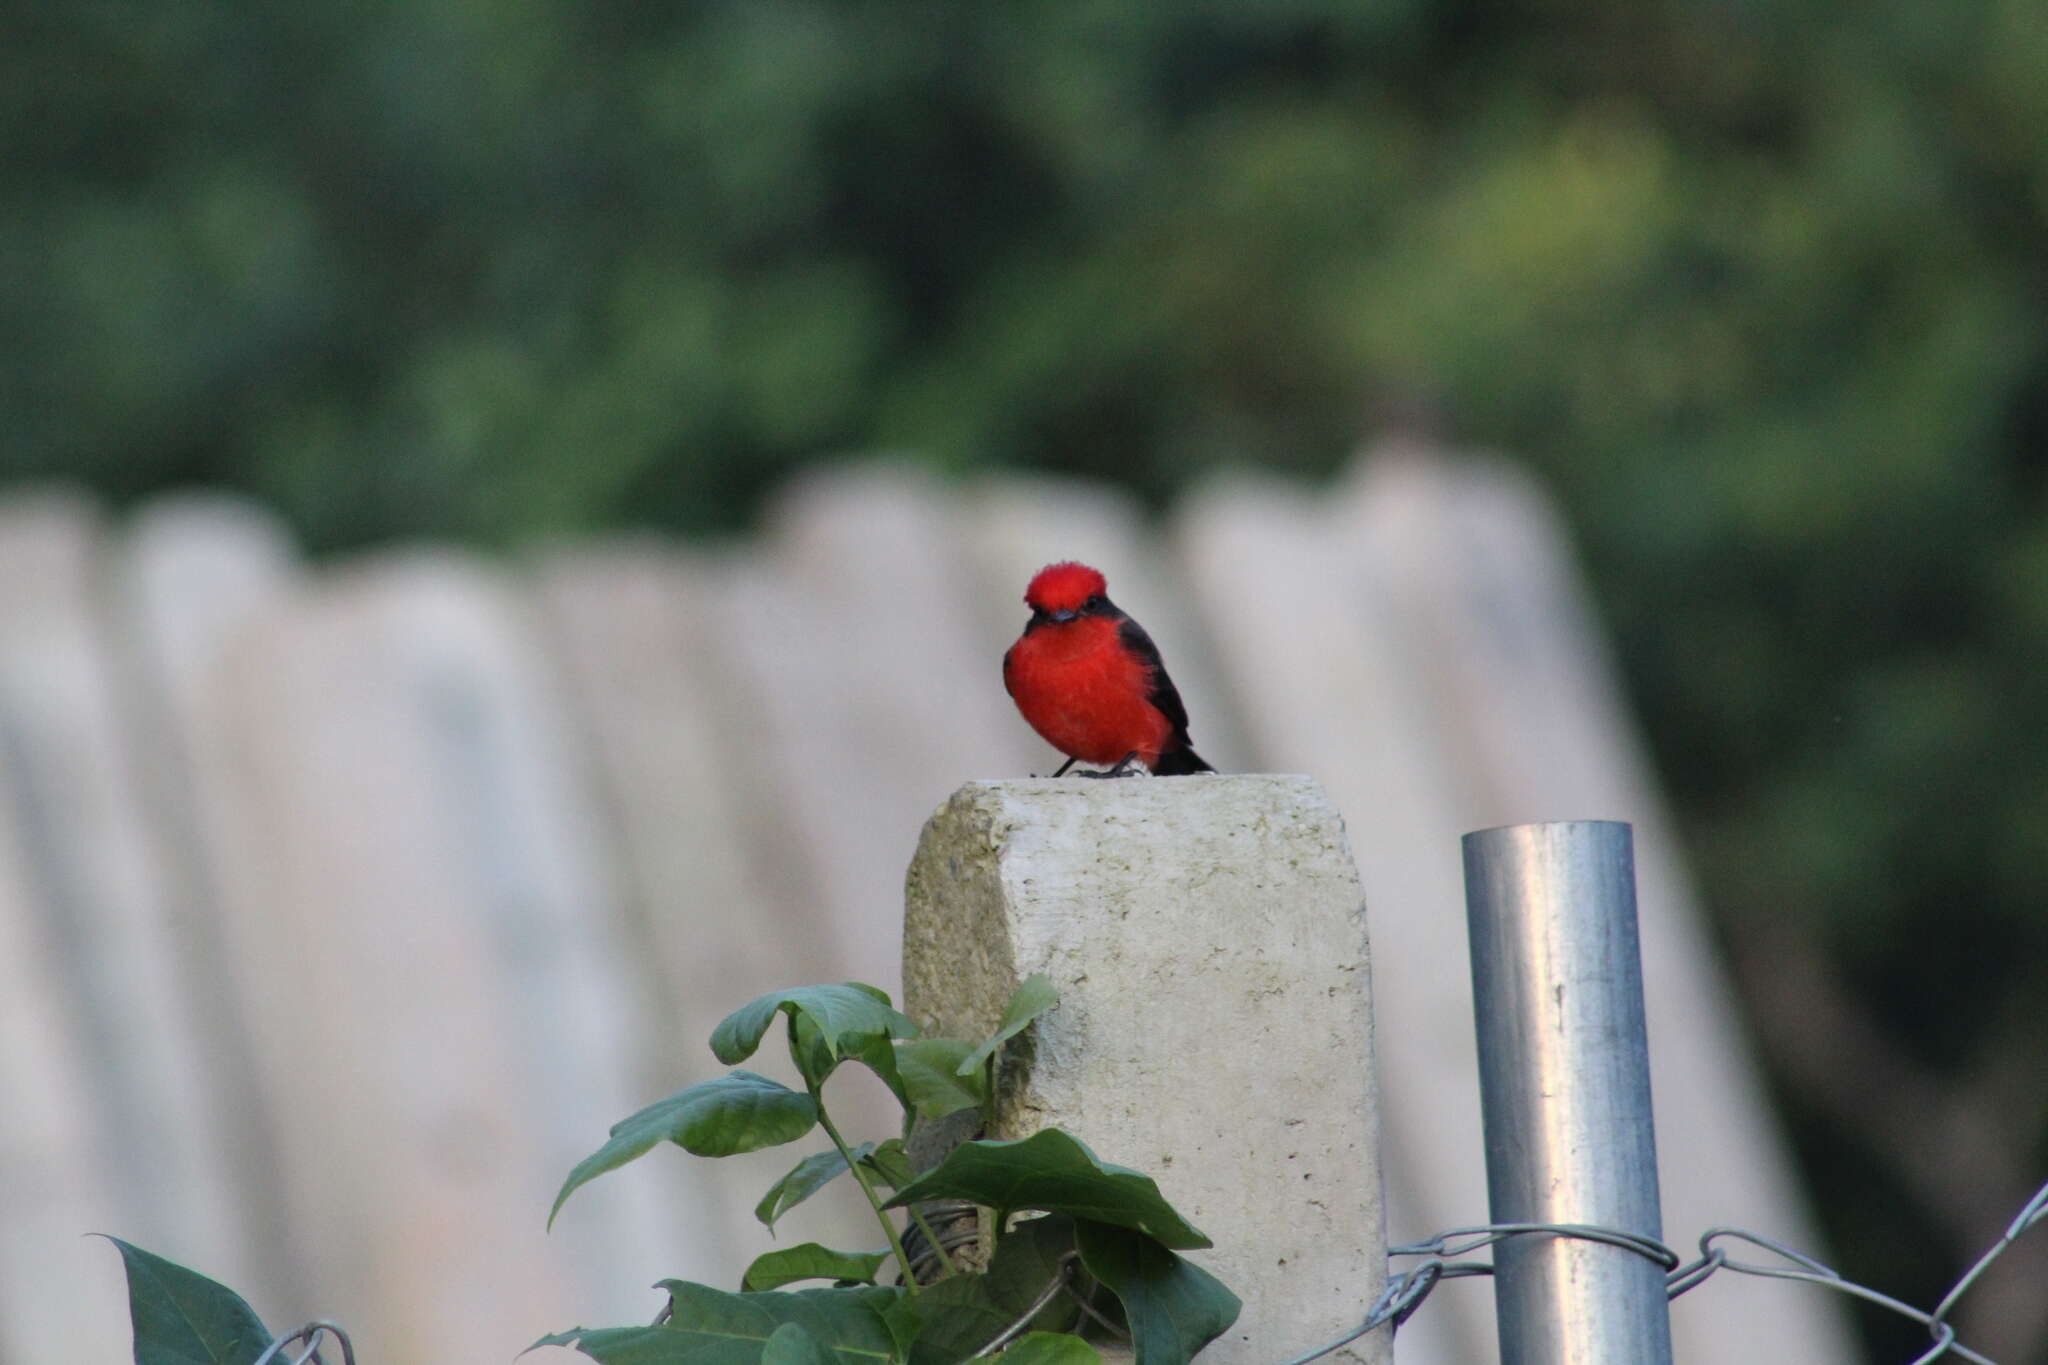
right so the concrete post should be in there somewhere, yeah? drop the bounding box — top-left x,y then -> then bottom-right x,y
903,776 -> 1390,1364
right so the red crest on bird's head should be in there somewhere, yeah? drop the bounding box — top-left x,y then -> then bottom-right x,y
1024,561 -> 1107,613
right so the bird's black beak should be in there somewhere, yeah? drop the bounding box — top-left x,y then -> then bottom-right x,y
1049,608 -> 1079,624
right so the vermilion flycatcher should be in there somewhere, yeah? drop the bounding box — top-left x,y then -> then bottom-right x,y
1002,561 -> 1214,777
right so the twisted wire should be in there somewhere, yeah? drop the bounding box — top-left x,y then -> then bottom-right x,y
250,1320 -> 354,1365
1272,1178 -> 2048,1365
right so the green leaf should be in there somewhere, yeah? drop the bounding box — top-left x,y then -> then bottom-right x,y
104,1237 -> 272,1365
762,1322 -> 830,1365
958,975 -> 1059,1077
861,1138 -> 916,1190
841,1026 -> 912,1112
538,1283 -> 903,1365
843,983 -> 897,1008
744,1245 -> 892,1291
712,985 -> 917,1068
790,1012 -> 840,1091
879,1296 -> 925,1361
883,1129 -> 1210,1249
989,1334 -> 1104,1365
894,1038 -> 986,1119
755,1143 -> 873,1230
1073,1222 -> 1240,1365
900,1274 -> 1013,1365
553,1071 -> 818,1227
903,1215 -> 1082,1365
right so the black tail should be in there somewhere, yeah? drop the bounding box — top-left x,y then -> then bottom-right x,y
1152,745 -> 1213,776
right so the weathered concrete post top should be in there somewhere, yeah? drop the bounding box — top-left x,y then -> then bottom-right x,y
903,775 -> 1390,1364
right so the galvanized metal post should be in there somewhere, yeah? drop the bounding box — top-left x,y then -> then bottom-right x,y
1462,820 -> 1674,1365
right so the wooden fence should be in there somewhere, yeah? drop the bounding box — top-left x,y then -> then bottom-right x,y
0,448 -> 1856,1362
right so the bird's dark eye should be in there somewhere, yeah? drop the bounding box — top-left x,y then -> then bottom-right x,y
1085,595 -> 1103,609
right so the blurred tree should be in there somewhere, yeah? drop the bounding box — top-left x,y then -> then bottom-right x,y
5,1 -> 2046,1357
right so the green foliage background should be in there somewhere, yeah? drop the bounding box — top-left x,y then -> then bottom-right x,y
8,3 -> 2047,1358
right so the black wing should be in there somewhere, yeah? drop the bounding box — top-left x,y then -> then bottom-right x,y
1115,612 -> 1192,740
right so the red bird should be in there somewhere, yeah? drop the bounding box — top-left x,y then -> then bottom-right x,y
1003,561 -> 1213,777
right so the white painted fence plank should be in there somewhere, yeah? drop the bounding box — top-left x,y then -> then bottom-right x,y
0,492 -> 251,1355
114,493 -> 308,1316
0,804 -> 130,1364
119,495 -> 302,727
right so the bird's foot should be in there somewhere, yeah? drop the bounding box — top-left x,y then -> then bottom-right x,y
1075,751 -> 1147,779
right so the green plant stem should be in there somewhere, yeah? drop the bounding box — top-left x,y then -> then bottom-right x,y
814,1092 -> 918,1292
904,1204 -> 960,1280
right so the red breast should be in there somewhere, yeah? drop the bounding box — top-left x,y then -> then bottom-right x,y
1003,614 -> 1172,767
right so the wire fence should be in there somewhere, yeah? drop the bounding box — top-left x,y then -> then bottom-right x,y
1280,1178 -> 2048,1365
251,1320 -> 354,1365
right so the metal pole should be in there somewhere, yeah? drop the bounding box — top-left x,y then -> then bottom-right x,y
1461,820 -> 1674,1365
